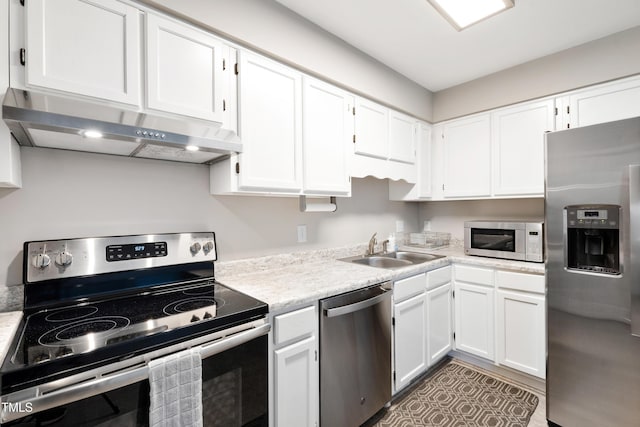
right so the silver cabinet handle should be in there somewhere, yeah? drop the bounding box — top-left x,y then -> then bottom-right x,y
324,290 -> 390,318
629,164 -> 640,337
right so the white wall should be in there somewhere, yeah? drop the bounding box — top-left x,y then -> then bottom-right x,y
138,0 -> 433,121
0,148 -> 418,287
433,26 -> 640,122
418,199 -> 545,241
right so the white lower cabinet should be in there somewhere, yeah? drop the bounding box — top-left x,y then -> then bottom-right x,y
394,291 -> 428,392
426,283 -> 453,365
392,267 -> 453,394
271,305 -> 318,427
453,265 -> 495,361
496,271 -> 546,379
393,273 -> 428,393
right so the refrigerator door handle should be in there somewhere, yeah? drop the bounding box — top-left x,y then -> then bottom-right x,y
629,164 -> 640,337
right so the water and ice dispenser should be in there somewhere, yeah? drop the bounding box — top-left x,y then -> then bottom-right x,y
565,205 -> 621,275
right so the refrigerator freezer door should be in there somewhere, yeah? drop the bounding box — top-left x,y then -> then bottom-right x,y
546,117 -> 640,427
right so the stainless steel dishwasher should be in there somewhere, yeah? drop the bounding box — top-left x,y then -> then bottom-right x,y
320,282 -> 392,427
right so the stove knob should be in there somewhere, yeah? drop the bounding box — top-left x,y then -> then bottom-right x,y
203,242 -> 214,254
55,251 -> 73,267
32,253 -> 51,269
190,242 -> 201,254
203,312 -> 213,319
191,315 -> 200,322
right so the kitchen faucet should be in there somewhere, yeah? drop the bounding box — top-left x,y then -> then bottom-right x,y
366,233 -> 377,256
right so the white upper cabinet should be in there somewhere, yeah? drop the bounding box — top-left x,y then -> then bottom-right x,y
442,114 -> 491,198
354,97 -> 388,159
388,110 -> 415,164
388,122 -> 431,200
145,13 -> 227,123
491,99 -> 555,197
1,0 -> 20,188
302,76 -> 352,196
25,0 -> 141,105
236,51 -> 302,192
564,76 -> 640,129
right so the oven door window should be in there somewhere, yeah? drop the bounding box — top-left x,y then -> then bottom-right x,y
471,228 -> 516,252
4,335 -> 268,427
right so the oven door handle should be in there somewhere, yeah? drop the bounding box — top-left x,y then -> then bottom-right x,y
200,322 -> 270,358
0,322 -> 271,424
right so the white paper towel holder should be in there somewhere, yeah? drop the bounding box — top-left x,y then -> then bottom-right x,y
299,196 -> 337,213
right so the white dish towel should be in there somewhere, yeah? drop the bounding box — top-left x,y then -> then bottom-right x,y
149,347 -> 203,427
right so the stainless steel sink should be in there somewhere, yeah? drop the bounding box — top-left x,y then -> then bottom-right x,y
339,251 -> 445,269
387,251 -> 445,263
351,256 -> 412,269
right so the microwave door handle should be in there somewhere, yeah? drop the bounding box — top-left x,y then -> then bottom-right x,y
629,164 -> 640,337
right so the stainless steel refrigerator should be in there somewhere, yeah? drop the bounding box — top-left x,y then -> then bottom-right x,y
545,116 -> 640,426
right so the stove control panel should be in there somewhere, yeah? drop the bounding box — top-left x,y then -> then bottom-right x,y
25,232 -> 217,283
106,242 -> 167,262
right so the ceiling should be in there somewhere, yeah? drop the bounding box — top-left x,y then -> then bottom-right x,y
274,0 -> 640,92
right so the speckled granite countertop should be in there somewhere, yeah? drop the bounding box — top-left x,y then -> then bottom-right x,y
0,312 -> 22,363
0,244 -> 545,356
216,244 -> 544,313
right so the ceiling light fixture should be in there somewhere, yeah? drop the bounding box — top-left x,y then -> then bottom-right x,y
83,130 -> 103,138
427,0 -> 514,31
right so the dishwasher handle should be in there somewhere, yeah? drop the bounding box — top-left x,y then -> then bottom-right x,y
324,287 -> 391,318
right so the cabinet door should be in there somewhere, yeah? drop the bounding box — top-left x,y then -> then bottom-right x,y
237,51 -> 302,192
0,1 -> 20,188
426,283 -> 452,366
491,99 -> 555,196
394,293 -> 427,392
26,0 -> 140,105
417,123 -> 432,198
496,289 -> 545,378
274,336 -> 318,427
302,77 -> 352,195
354,97 -> 388,159
442,114 -> 491,198
146,13 -> 226,122
568,77 -> 640,128
454,282 -> 495,361
388,110 -> 415,164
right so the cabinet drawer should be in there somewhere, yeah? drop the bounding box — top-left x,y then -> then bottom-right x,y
496,271 -> 545,294
454,264 -> 494,286
274,305 -> 316,345
427,266 -> 451,290
394,273 -> 426,302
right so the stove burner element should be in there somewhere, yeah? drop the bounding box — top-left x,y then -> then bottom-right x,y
163,298 -> 217,315
45,306 -> 99,322
38,316 -> 131,347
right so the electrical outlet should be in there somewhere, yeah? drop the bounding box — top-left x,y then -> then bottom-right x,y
423,220 -> 431,231
396,220 -> 404,232
297,225 -> 307,243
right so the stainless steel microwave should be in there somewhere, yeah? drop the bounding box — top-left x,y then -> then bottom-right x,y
464,220 -> 544,262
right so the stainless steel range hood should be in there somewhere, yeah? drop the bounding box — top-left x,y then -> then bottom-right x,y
2,88 -> 241,164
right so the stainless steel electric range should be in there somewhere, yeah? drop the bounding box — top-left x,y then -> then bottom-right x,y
0,232 -> 269,426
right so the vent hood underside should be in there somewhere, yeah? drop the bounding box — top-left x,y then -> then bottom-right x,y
2,88 -> 242,164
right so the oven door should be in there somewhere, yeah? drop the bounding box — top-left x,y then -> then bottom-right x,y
464,223 -> 526,261
1,322 -> 269,427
